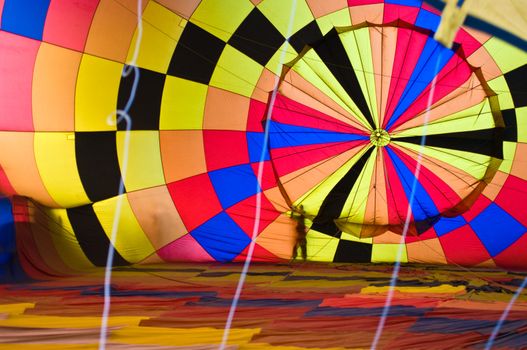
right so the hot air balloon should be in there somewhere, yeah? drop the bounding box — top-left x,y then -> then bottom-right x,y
1,1 -> 527,349
0,0 -> 525,273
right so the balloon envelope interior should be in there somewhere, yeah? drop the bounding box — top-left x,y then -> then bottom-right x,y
0,0 -> 526,274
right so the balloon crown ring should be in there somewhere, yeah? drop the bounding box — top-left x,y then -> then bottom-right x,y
370,129 -> 390,147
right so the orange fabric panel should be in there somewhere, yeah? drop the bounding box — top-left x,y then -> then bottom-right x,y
127,185 -> 188,251
349,3 -> 384,25
32,43 -> 80,131
406,238 -> 447,265
305,0 -> 348,18
0,133 -> 57,207
160,130 -> 207,183
84,0 -> 147,62
155,0 -> 200,19
203,87 -> 250,131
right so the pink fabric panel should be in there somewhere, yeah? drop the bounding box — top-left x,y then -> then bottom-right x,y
0,31 -> 38,131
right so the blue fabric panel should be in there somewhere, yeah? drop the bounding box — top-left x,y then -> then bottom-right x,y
433,215 -> 467,236
470,203 -> 526,257
0,197 -> 28,283
410,317 -> 527,334
247,132 -> 270,163
385,147 -> 440,221
385,38 -> 454,130
415,9 -> 441,32
187,296 -> 322,308
209,164 -> 261,209
268,121 -> 368,148
0,197 -> 15,266
190,212 -> 251,262
1,0 -> 51,40
306,306 -> 431,317
385,0 -> 423,7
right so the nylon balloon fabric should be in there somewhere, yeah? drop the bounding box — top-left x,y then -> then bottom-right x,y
0,0 -> 526,276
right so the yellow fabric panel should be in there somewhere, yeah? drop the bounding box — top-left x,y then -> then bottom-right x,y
110,326 -> 260,347
306,229 -> 339,262
340,231 -> 373,244
257,0 -> 314,36
315,8 -> 351,35
498,141 -> 516,173
292,50 -> 370,128
341,29 -> 379,128
0,303 -> 34,315
159,76 -> 207,130
467,1 -> 527,50
190,0 -> 254,42
116,131 -> 165,192
342,147 -> 376,224
75,54 -> 123,131
45,208 -> 94,270
210,45 -> 263,97
371,244 -> 408,263
395,111 -> 495,137
126,1 -> 185,73
394,142 -> 489,180
488,76 -> 515,110
32,43 -> 79,131
516,107 -> 527,143
265,41 -> 297,75
394,100 -> 493,137
483,37 -> 527,73
0,315 -> 146,328
93,195 -> 155,263
34,133 -> 90,207
361,285 -> 466,294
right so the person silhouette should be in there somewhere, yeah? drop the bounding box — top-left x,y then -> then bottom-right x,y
291,205 -> 307,261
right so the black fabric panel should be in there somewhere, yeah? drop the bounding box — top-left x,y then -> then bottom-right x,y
117,66 -> 165,130
167,22 -> 225,84
333,240 -> 372,263
502,109 -> 518,142
314,28 -> 375,129
228,7 -> 285,66
75,132 -> 124,202
67,205 -> 129,267
289,20 -> 323,53
395,128 -> 504,159
310,221 -> 342,238
504,64 -> 527,108
312,147 -> 375,235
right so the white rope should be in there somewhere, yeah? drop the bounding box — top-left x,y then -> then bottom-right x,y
98,1 -> 143,348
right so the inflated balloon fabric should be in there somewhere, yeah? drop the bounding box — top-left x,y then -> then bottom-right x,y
0,0 -> 526,273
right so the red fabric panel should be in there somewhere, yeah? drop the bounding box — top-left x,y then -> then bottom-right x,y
43,0 -> 99,51
383,3 -> 420,24
440,225 -> 492,266
203,130 -> 249,171
167,173 -> 223,231
383,27 -> 428,127
494,175 -> 527,227
246,99 -> 267,132
272,94 -> 367,134
271,141 -> 367,177
226,194 -> 280,235
493,233 -> 527,271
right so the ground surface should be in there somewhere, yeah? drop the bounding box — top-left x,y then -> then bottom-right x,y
0,262 -> 526,349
